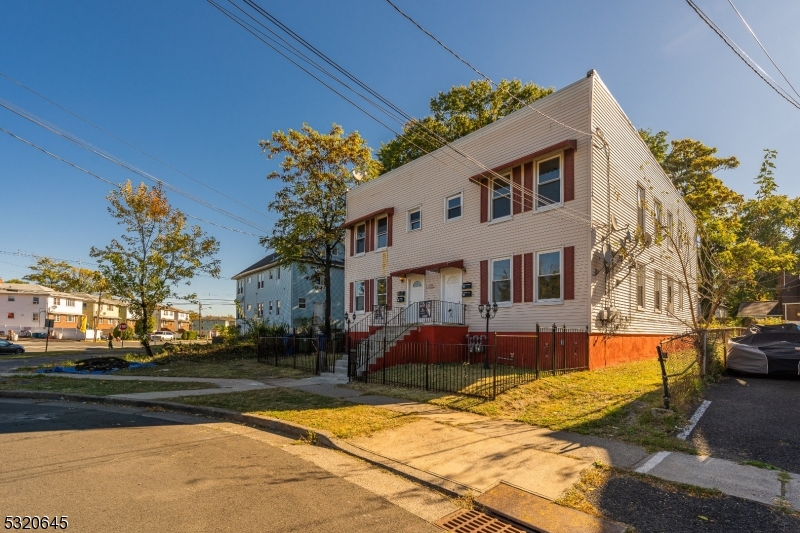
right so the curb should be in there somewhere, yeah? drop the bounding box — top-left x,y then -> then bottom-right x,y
0,390 -> 472,498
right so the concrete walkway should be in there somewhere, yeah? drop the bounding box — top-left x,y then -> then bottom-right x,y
6,370 -> 799,511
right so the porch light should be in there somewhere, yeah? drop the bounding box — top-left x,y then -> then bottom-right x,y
478,302 -> 498,369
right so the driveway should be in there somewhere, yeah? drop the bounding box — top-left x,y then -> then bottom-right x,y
689,375 -> 800,472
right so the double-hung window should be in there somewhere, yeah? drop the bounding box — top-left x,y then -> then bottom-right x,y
653,201 -> 663,242
32,297 -> 39,305
537,250 -> 562,301
408,208 -> 421,231
537,156 -> 561,208
7,296 -> 14,302
491,258 -> 511,304
446,193 -> 462,221
637,186 -> 646,234
376,217 -> 388,249
276,267 -> 280,280
667,277 -> 674,313
654,271 -> 662,312
355,224 -> 366,253
276,300 -> 280,316
376,277 -> 387,307
298,298 -> 306,309
491,176 -> 511,220
666,212 -> 674,250
256,303 -> 263,318
268,301 -> 273,315
636,265 -> 646,309
354,281 -> 365,312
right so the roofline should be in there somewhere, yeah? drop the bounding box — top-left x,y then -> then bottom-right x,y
231,258 -> 344,280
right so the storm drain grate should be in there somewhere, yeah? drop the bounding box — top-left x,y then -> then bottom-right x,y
435,509 -> 527,533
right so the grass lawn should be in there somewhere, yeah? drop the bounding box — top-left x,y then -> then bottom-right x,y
0,375 -> 215,396
115,357 -> 311,380
347,359 -> 696,452
172,387 -> 418,439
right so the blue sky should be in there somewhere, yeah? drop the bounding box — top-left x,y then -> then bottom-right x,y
1,0 -> 798,316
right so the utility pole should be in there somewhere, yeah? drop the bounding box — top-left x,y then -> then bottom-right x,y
198,301 -> 203,339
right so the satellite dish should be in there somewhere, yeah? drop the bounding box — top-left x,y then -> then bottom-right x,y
602,243 -> 613,265
610,214 -> 619,232
643,232 -> 653,247
352,170 -> 365,182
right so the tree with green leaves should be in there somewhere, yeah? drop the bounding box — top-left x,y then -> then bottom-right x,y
90,181 -> 220,356
260,123 -> 381,338
378,79 -> 553,172
24,257 -> 105,293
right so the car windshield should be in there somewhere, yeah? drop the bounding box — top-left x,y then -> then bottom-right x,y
0,340 -> 9,346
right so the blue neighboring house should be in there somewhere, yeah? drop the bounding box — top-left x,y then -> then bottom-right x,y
233,250 -> 345,333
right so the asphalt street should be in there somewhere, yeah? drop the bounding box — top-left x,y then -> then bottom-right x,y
0,399 -> 442,533
690,375 -> 800,472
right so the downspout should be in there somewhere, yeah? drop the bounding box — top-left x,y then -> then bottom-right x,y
587,75 -> 597,334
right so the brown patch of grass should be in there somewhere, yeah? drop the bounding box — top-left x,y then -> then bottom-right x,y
0,375 -> 214,396
556,462 -> 612,517
172,387 -> 418,439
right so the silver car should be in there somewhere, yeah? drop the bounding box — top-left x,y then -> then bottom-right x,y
149,330 -> 176,342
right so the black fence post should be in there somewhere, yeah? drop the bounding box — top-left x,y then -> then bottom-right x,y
382,337 -> 386,385
425,339 -> 430,391
551,323 -> 557,375
535,323 -> 540,380
315,339 -> 321,375
657,345 -> 670,409
492,331 -> 498,399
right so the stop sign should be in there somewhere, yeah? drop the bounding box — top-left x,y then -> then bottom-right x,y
118,323 -> 129,331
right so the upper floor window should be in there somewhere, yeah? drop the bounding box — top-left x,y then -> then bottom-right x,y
653,200 -> 663,240
537,156 -> 561,208
33,297 -> 39,305
537,250 -> 561,301
54,297 -> 61,306
376,277 -> 387,307
667,277 -> 674,313
636,265 -> 646,309
355,281 -> 365,312
276,266 -> 280,280
666,211 -> 674,250
356,223 -> 366,253
637,185 -> 646,233
258,273 -> 265,288
66,299 -> 75,307
408,208 -> 421,231
446,193 -> 462,221
491,176 -> 511,220
7,296 -> 14,302
654,271 -> 662,312
491,258 -> 511,304
268,270 -> 273,280
376,217 -> 388,249
276,300 -> 281,315
298,298 -> 306,309
247,276 -> 252,284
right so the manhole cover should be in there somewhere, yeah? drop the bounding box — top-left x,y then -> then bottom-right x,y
435,509 -> 527,533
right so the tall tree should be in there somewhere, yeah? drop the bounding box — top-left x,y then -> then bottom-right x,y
24,257 -> 104,293
378,79 -> 553,172
90,181 -> 220,355
260,123 -> 381,337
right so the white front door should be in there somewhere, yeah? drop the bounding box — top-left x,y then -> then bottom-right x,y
313,302 -> 324,329
441,270 -> 462,324
406,275 -> 426,322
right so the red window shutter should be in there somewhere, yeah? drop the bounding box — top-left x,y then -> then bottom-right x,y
365,219 -> 372,253
564,149 -> 575,202
349,228 -> 354,257
480,260 -> 488,303
512,166 -> 522,215
564,246 -> 575,300
480,178 -> 488,223
387,213 -> 393,247
367,279 -> 375,311
386,276 -> 392,310
523,252 -> 534,302
513,254 -> 522,303
523,162 -> 533,212
349,282 -> 354,313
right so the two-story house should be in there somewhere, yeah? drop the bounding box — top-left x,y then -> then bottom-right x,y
153,306 -> 192,332
233,251 -> 345,333
75,293 -> 126,339
343,71 -> 697,369
0,283 -> 89,339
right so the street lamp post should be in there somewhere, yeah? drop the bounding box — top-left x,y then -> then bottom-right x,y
344,312 -> 358,376
478,302 -> 498,369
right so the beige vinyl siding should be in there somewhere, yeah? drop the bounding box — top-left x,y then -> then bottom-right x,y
346,77 -> 595,330
588,76 -> 697,335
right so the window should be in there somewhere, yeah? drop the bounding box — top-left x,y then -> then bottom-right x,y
653,201 -> 663,234
247,276 -> 252,284
54,314 -> 61,322
537,156 -> 561,208
246,304 -> 252,311
298,298 -> 306,309
256,302 -> 263,318
32,297 -> 39,305
7,312 -> 13,319
268,270 -> 273,280
32,313 -> 38,321
355,281 -> 365,312
7,296 -> 14,302
491,258 -> 511,304
356,223 -> 366,253
637,265 -> 646,309
258,273 -> 264,288
237,280 -> 243,294
276,300 -> 280,316
54,297 -> 61,306
376,217 -> 388,249
637,185 -> 646,233
376,277 -> 387,307
98,318 -> 104,325
268,301 -> 273,314
66,315 -> 76,323
276,266 -> 280,280
537,251 -> 562,301
408,209 -> 421,231
66,299 -> 75,307
491,176 -> 511,220
666,212 -> 674,250
667,277 -> 674,313
446,193 -> 462,221
654,271 -> 662,311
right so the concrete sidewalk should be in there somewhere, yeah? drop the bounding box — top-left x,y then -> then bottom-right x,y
6,370 -> 798,511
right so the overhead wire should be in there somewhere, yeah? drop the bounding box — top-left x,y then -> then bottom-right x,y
0,70 -> 274,222
211,0 -> 597,228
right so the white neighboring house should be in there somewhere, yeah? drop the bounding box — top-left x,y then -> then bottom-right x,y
0,283 -> 88,339
343,70 -> 698,369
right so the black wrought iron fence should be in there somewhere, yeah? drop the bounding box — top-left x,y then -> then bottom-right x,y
349,324 -> 589,399
257,332 -> 344,375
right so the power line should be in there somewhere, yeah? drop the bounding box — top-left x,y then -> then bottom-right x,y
0,70 -> 274,222
725,0 -> 800,101
684,0 -> 800,110
0,97 -> 272,233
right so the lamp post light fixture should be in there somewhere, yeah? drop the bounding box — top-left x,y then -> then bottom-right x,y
478,302 -> 498,369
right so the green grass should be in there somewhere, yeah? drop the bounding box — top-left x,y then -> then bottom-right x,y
741,460 -> 780,470
347,359 -> 697,452
0,375 -> 215,396
172,387 -> 418,439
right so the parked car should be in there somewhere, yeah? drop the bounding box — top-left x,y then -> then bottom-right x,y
0,340 -> 25,354
149,330 -> 176,342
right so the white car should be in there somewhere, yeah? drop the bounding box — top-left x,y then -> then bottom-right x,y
149,330 -> 176,342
